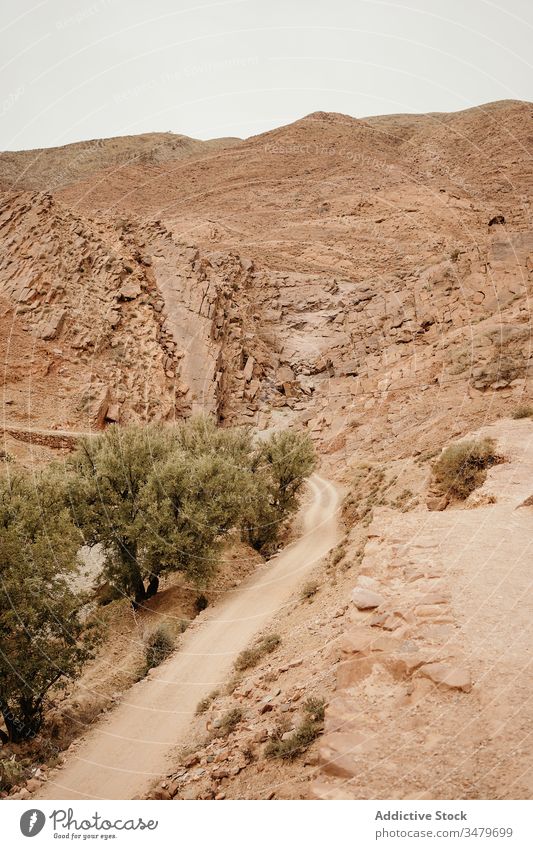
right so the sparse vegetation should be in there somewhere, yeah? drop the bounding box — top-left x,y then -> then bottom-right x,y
264,696 -> 325,759
301,580 -> 319,600
212,707 -> 242,738
433,437 -> 501,500
195,690 -> 219,715
143,625 -> 175,673
343,462 -> 387,526
512,404 -> 533,419
234,633 -> 281,671
330,543 -> 346,566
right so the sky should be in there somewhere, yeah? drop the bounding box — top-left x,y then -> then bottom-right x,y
1,0 -> 532,151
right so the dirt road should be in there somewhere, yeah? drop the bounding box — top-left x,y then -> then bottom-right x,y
36,474 -> 341,800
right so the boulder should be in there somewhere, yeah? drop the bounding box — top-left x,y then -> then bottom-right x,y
419,662 -> 472,692
351,587 -> 385,609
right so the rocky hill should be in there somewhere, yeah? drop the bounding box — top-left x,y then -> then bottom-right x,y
2,99 -> 532,802
1,100 -> 531,466
0,132 -> 241,193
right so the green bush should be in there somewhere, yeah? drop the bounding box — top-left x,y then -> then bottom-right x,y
433,438 -> 500,500
143,626 -> 175,672
0,471 -> 94,742
68,419 -> 315,604
0,756 -> 28,792
243,430 -> 316,552
234,633 -> 281,671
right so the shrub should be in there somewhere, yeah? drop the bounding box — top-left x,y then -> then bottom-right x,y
212,707 -> 242,738
264,695 -> 326,759
143,626 -> 175,672
0,756 -> 28,792
433,437 -> 500,500
330,544 -> 346,566
301,580 -> 319,601
303,696 -> 326,723
195,689 -> 219,715
194,594 -> 209,613
264,718 -> 322,760
234,633 -> 281,671
512,405 -> 533,419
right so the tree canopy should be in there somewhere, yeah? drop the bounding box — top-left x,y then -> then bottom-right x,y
0,471 -> 91,742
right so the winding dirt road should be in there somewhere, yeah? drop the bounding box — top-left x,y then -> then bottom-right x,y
36,474 -> 341,800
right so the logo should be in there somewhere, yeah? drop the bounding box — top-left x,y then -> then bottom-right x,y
20,809 -> 46,837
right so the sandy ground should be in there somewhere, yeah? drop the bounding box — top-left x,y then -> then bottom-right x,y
36,473 -> 341,800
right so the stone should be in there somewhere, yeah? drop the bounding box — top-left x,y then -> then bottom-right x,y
351,587 -> 385,609
119,280 -> 142,299
38,309 -> 66,340
419,662 -> 472,692
319,731 -> 378,778
336,655 -> 378,688
243,356 -> 255,382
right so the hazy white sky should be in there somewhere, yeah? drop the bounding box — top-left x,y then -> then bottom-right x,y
1,0 -> 532,150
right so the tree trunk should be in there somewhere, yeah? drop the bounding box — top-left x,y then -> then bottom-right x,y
0,698 -> 42,743
145,574 -> 159,599
121,541 -> 147,607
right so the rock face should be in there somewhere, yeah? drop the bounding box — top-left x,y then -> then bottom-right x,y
2,99 -> 532,455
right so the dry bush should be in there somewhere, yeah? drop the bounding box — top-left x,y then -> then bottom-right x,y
433,438 -> 501,500
212,707 -> 242,738
143,625 -> 175,673
301,580 -> 319,601
343,463 -> 387,526
234,633 -> 281,672
264,697 -> 325,759
195,689 -> 219,716
512,405 -> 533,420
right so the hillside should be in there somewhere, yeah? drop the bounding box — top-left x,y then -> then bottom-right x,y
1,100 -> 531,467
1,100 -> 532,801
0,132 -> 241,193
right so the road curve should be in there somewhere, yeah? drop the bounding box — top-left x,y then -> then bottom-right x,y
36,473 -> 341,800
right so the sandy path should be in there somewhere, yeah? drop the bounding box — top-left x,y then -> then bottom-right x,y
36,474 -> 341,800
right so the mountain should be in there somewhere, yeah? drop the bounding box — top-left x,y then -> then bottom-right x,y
1,100 -> 532,466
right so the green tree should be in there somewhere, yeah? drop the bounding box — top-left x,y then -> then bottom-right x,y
0,472 -> 91,742
69,420 -> 255,604
244,430 -> 316,551
68,424 -> 176,604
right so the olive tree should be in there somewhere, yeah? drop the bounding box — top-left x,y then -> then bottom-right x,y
0,472 -> 91,742
68,420 -> 255,604
244,430 -> 316,552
